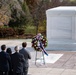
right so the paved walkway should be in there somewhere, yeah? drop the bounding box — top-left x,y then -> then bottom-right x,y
29,51 -> 76,75
0,39 -> 76,75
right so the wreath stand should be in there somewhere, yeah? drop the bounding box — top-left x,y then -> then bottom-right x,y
35,50 -> 45,65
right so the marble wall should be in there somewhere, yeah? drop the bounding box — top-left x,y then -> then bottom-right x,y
47,16 -> 72,39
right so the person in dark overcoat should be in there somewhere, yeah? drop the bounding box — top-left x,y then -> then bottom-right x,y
0,44 -> 11,75
11,46 -> 25,75
19,42 -> 31,75
6,48 -> 12,75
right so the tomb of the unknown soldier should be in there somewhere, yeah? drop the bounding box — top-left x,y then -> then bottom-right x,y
46,6 -> 76,51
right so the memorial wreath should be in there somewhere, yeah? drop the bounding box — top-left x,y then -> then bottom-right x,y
32,34 -> 48,51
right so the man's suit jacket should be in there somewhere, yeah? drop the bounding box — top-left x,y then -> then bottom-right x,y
19,48 -> 31,68
11,52 -> 25,73
0,51 -> 11,72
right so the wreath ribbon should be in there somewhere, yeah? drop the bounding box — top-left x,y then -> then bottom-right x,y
39,40 -> 48,56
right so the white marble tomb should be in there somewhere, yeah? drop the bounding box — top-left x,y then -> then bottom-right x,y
46,6 -> 76,50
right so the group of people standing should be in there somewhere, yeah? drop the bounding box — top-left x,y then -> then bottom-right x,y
0,42 -> 31,75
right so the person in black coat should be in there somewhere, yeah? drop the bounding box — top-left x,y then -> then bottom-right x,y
6,48 -> 12,75
6,48 -> 12,56
11,46 -> 25,75
0,44 -> 11,75
19,42 -> 31,75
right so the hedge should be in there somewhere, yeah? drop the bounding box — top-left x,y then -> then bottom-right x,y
0,27 -> 25,38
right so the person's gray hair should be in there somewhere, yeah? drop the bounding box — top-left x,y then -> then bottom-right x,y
14,46 -> 19,52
